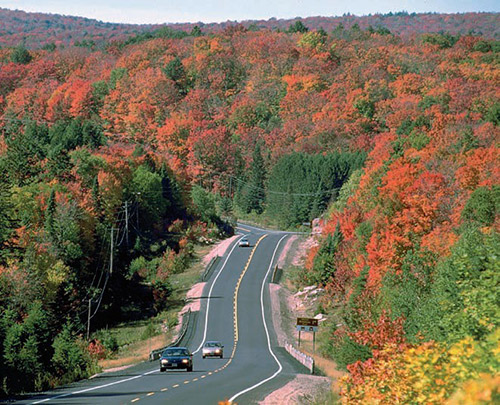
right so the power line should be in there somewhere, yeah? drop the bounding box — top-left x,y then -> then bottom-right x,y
197,168 -> 342,197
77,197 -> 134,336
0,115 -> 54,126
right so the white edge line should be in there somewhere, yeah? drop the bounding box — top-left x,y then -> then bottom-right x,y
30,235 -> 245,404
229,234 -> 288,403
32,236 -> 245,404
31,369 -> 158,404
192,235 -> 243,354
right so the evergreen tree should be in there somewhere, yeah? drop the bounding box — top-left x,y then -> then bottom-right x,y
246,143 -> 266,214
190,25 -> 203,37
313,222 -> 343,285
11,45 -> 32,64
4,121 -> 48,184
3,303 -> 52,392
52,322 -> 95,384
45,189 -> 56,239
82,120 -> 105,149
162,57 -> 188,94
91,177 -> 103,221
0,181 -> 12,260
288,20 -> 309,33
218,195 -> 233,217
160,164 -> 184,219
266,152 -> 365,226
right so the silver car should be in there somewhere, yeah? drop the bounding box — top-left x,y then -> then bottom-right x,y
202,341 -> 224,359
238,238 -> 250,247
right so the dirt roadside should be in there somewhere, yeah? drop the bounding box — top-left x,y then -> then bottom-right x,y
179,234 -> 239,315
262,281 -> 331,405
259,234 -> 336,405
195,232 -> 335,403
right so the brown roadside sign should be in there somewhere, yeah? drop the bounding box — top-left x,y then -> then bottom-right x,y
296,317 -> 318,327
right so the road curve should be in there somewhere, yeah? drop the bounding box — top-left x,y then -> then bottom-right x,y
11,228 -> 309,405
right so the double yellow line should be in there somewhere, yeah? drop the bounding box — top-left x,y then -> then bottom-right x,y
128,235 -> 270,404
227,234 -> 268,364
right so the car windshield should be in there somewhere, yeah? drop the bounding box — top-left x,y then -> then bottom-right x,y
205,342 -> 221,347
163,348 -> 189,356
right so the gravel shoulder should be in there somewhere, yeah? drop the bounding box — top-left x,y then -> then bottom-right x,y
260,234 -> 336,405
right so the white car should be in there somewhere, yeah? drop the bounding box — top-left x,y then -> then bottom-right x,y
202,341 -> 224,359
239,238 -> 250,247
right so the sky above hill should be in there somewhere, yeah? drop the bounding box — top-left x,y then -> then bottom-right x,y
2,0 -> 499,24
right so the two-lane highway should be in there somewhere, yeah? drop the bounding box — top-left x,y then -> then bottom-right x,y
13,227 -> 309,405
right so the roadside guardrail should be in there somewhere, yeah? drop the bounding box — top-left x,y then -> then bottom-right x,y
149,308 -> 192,361
200,255 -> 220,282
150,253 -> 221,361
284,339 -> 314,374
271,265 -> 281,283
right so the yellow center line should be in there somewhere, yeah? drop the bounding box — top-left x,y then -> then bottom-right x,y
146,392 -> 154,396
231,234 -> 267,359
131,399 -> 140,403
156,233 -> 265,390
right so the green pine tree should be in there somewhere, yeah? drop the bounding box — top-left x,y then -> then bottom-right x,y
246,143 -> 266,214
45,189 -> 56,239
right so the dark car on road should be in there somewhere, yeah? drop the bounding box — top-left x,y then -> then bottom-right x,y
160,347 -> 193,372
202,341 -> 224,358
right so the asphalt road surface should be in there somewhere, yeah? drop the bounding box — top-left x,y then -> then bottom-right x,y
10,225 -> 309,405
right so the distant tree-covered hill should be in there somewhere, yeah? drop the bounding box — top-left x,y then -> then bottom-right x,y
0,7 -> 498,49
0,8 -> 160,48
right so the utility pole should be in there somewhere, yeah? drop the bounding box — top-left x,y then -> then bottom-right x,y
87,298 -> 92,340
110,227 -> 114,275
149,319 -> 152,360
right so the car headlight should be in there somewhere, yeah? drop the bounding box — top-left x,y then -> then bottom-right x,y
215,349 -> 220,353
203,349 -> 209,353
182,359 -> 189,364
161,359 -> 168,364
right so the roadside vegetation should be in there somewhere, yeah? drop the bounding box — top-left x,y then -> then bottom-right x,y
95,243 -> 213,370
0,139 -> 232,395
0,10 -> 498,402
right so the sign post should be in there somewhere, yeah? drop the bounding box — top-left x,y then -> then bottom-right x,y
296,317 -> 319,352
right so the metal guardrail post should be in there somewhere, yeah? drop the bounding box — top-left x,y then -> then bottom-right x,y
271,265 -> 280,283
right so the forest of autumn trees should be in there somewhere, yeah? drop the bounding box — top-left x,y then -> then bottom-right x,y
0,10 -> 499,401
0,8 -> 499,48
